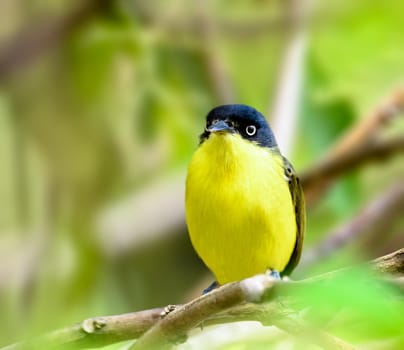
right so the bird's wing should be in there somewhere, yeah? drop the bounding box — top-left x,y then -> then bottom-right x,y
281,156 -> 306,276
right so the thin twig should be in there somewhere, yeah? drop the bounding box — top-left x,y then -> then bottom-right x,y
300,136 -> 404,190
0,309 -> 165,350
128,278 -> 273,350
2,249 -> 402,350
329,88 -> 404,159
372,249 -> 404,274
302,88 -> 404,205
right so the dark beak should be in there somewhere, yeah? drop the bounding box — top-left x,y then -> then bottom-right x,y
207,120 -> 233,133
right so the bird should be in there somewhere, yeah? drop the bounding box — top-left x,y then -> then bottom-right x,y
185,104 -> 305,289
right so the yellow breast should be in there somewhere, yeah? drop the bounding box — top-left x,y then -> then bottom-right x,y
185,132 -> 297,284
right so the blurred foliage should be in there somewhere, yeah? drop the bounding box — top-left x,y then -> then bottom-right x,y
0,0 -> 403,349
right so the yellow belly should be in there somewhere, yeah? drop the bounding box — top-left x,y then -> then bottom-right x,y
185,133 -> 297,284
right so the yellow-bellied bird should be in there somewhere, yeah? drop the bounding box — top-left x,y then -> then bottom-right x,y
186,104 -> 305,289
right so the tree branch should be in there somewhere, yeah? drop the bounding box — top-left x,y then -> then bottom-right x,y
328,88 -> 404,159
2,248 -> 403,350
301,88 -> 404,205
300,136 -> 404,190
372,248 -> 404,274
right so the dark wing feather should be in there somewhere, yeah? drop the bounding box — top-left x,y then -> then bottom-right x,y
281,156 -> 306,276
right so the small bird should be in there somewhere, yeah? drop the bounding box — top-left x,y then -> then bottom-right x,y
185,104 -> 305,288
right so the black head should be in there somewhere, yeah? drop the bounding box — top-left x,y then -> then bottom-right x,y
200,104 -> 278,149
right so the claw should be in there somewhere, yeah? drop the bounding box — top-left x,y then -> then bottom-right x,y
266,269 -> 281,280
203,281 -> 219,294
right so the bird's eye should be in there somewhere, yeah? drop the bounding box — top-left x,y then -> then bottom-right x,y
246,125 -> 256,136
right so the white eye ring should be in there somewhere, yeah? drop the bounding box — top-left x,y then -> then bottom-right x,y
246,125 -> 256,136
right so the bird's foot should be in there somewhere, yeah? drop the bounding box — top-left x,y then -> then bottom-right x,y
203,281 -> 219,294
265,269 -> 281,280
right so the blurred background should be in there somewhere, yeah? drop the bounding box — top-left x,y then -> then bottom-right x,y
0,0 -> 403,349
